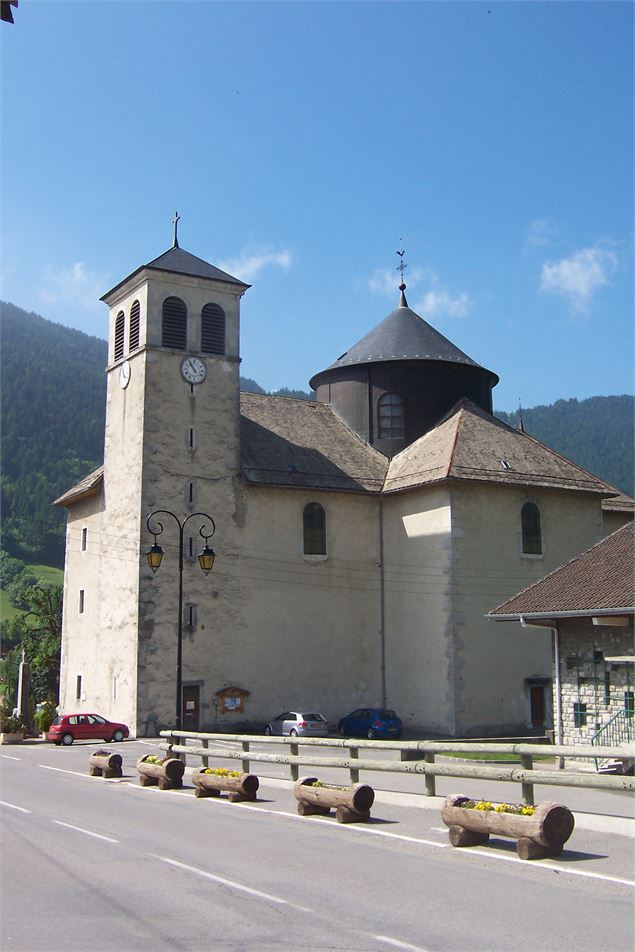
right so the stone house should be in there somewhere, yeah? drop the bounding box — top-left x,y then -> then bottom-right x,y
53,239 -> 633,738
488,521 -> 634,749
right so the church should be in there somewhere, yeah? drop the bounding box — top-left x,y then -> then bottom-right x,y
54,234 -> 631,738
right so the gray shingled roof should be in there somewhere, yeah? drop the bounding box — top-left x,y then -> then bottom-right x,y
53,466 -> 104,507
310,301 -> 498,387
240,393 -> 388,493
489,521 -> 635,616
101,246 -> 249,301
384,399 -> 619,496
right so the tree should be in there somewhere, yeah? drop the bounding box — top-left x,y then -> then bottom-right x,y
0,584 -> 63,705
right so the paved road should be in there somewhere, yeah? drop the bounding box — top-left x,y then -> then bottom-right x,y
1,740 -> 634,952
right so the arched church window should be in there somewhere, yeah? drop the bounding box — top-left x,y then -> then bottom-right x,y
303,502 -> 326,555
201,303 -> 225,355
521,502 -> 542,555
162,296 -> 187,350
378,393 -> 404,440
129,299 -> 140,352
114,311 -> 125,361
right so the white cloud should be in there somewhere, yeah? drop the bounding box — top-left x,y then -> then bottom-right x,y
367,266 -> 425,296
218,247 -> 292,282
39,262 -> 104,310
540,245 -> 618,311
525,218 -> 557,250
414,289 -> 471,319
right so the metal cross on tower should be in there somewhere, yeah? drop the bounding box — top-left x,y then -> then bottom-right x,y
396,241 -> 407,290
172,211 -> 180,249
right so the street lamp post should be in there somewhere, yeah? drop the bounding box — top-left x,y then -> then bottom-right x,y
145,509 -> 216,731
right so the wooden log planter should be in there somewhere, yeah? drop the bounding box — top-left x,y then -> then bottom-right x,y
88,749 -> 123,778
192,768 -> 259,802
136,755 -> 185,790
441,794 -> 575,860
293,776 -> 375,824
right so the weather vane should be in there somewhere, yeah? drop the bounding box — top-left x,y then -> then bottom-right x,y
396,240 -> 407,290
172,211 -> 180,249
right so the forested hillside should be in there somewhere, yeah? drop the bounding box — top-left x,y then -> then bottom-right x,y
1,301 -> 633,571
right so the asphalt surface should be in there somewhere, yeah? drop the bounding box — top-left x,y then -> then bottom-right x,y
1,739 -> 634,952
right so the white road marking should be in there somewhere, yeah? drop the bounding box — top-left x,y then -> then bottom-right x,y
52,820 -> 119,843
39,765 -> 93,779
452,842 -> 635,887
154,855 -> 312,911
374,936 -> 432,952
0,800 -> 31,813
1,755 -> 21,761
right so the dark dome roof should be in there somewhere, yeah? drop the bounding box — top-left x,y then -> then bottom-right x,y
310,301 -> 498,389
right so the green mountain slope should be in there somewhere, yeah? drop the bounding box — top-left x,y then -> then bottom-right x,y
1,301 -> 632,570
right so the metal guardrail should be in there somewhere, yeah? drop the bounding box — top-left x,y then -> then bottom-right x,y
160,731 -> 635,806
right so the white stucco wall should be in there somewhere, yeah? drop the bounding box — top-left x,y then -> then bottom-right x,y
450,483 -> 606,735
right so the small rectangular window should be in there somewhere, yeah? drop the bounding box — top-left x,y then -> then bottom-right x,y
81,527 -> 87,551
189,427 -> 196,451
76,675 -> 82,701
79,590 -> 85,614
625,692 -> 634,718
573,702 -> 587,728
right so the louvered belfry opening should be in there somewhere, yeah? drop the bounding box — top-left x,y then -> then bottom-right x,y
162,296 -> 187,350
129,299 -> 140,352
114,311 -> 125,361
201,302 -> 225,355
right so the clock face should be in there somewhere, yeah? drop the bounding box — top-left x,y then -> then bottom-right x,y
181,356 -> 207,384
119,361 -> 131,389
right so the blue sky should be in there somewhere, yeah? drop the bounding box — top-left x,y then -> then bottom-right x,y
2,1 -> 632,411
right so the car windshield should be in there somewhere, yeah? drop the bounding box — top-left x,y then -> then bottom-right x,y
50,716 -> 61,726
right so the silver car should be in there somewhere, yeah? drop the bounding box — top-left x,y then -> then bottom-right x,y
264,711 -> 328,737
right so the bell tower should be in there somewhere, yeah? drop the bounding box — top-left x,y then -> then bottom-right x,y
93,226 -> 250,734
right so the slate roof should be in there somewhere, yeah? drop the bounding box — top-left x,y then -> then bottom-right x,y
383,399 -> 618,497
489,522 -> 635,617
54,396 -> 626,507
53,466 -> 104,507
101,246 -> 249,301
310,300 -> 498,388
240,393 -> 387,493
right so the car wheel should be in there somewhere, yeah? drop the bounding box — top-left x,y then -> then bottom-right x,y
367,728 -> 376,740
61,733 -> 74,746
289,729 -> 298,737
112,730 -> 124,743
264,725 -> 272,736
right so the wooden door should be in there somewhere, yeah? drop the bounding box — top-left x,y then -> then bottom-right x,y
182,685 -> 200,731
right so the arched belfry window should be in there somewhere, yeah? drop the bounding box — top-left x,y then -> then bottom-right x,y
162,296 -> 187,350
201,303 -> 226,355
521,502 -> 542,555
129,299 -> 140,352
303,502 -> 326,556
114,311 -> 125,361
378,393 -> 404,440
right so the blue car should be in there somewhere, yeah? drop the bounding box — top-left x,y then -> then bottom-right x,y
338,707 -> 402,740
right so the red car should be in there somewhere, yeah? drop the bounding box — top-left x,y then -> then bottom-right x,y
46,713 -> 129,746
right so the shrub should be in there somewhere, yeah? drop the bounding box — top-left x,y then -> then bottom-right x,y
35,700 -> 57,733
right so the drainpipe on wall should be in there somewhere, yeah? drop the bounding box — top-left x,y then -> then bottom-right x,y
379,494 -> 386,708
522,616 -> 564,769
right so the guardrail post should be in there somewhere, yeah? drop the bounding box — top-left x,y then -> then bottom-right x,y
201,738 -> 209,769
290,740 -> 299,781
424,751 -> 436,797
520,753 -> 534,805
350,746 -> 359,784
242,740 -> 250,774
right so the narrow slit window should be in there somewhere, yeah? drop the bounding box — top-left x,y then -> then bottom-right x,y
189,482 -> 194,504
201,303 -> 226,355
303,502 -> 326,555
114,311 -> 125,361
162,296 -> 187,350
81,527 -> 87,551
521,502 -> 542,555
76,674 -> 82,701
129,299 -> 140,352
189,427 -> 196,451
79,590 -> 85,614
